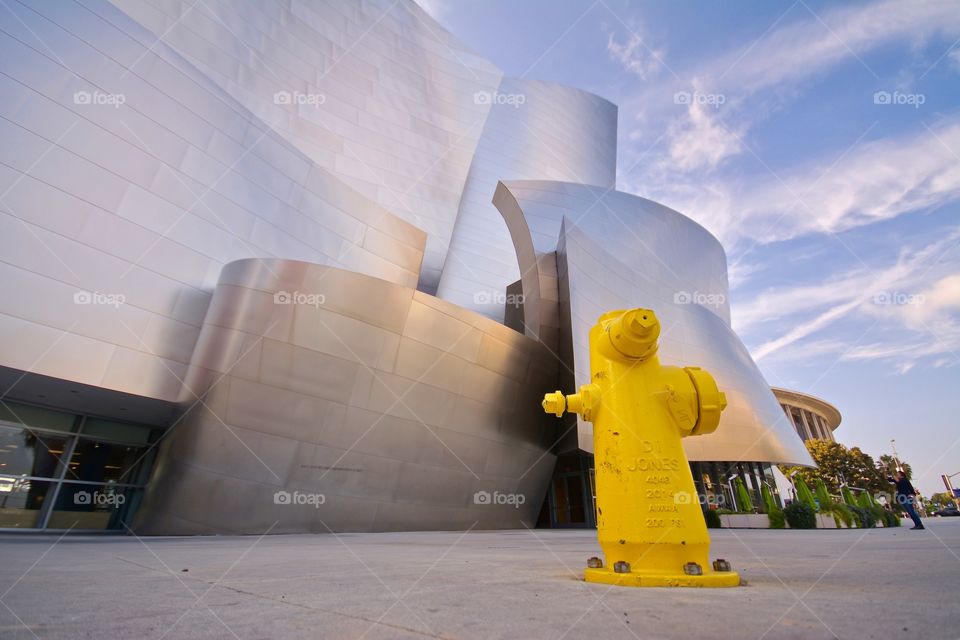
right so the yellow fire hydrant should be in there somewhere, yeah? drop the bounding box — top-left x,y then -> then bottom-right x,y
542,308 -> 739,587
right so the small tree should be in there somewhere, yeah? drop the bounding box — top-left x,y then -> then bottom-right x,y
928,492 -> 955,509
760,483 -> 774,513
735,477 -> 754,513
761,483 -> 785,529
841,486 -> 858,507
814,478 -> 833,510
795,477 -> 818,512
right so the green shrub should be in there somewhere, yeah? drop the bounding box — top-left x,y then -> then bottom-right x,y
814,479 -> 833,511
832,503 -> 854,528
847,504 -> 876,528
882,509 -> 901,527
703,508 -> 722,529
760,483 -> 775,514
760,484 -> 785,528
795,477 -> 819,512
784,501 -> 817,529
841,486 -> 858,507
768,507 -> 786,529
857,492 -> 886,525
734,477 -> 754,513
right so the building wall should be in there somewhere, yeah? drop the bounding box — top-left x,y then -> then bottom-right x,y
108,0 -> 503,292
435,79 -> 617,320
772,388 -> 841,443
779,402 -> 837,442
135,259 -> 558,533
493,180 -> 813,466
0,0 -> 425,404
0,0 -> 821,535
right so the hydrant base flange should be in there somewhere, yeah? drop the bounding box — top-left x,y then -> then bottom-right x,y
585,567 -> 740,588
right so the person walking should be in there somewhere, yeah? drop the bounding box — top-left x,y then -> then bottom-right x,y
893,470 -> 925,530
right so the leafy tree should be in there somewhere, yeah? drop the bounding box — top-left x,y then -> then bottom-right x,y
928,492 -> 956,509
877,455 -> 912,480
781,440 -> 898,499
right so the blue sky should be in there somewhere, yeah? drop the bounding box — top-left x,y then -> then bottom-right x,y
419,0 -> 960,496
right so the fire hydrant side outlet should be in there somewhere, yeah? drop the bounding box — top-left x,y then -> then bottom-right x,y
541,308 -> 740,588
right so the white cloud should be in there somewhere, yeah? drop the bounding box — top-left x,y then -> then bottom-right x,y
733,122 -> 960,244
708,0 -> 960,94
737,231 -> 960,370
950,48 -> 960,72
640,120 -> 960,248
727,258 -> 763,289
618,0 -> 960,239
606,31 -> 665,80
666,102 -> 744,172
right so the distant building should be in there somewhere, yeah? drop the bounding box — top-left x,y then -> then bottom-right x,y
772,388 -> 842,443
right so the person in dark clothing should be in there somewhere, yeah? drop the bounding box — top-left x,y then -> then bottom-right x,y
893,471 -> 925,530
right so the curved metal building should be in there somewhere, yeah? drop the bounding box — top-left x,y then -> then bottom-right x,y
0,0 -> 811,533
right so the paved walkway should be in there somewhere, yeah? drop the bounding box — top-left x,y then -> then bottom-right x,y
0,519 -> 957,639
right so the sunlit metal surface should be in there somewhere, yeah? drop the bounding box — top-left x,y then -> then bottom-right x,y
435,79 -> 617,320
105,0 -> 503,293
494,180 -> 813,466
0,0 -> 815,535
135,259 -> 557,533
0,0 -> 426,403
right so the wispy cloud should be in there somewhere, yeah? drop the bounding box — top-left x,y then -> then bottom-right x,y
738,230 -> 960,370
606,30 -> 665,80
666,101 -> 744,172
950,48 -> 960,72
617,0 -> 960,244
736,122 -> 960,243
701,0 -> 960,95
624,117 -> 960,253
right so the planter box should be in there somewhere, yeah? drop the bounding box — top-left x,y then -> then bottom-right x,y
815,514 -> 838,529
719,514 -> 770,529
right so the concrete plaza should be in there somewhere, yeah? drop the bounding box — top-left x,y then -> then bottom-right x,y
0,519 -> 957,639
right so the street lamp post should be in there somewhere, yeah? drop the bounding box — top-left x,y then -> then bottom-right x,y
726,473 -> 739,513
890,439 -> 903,472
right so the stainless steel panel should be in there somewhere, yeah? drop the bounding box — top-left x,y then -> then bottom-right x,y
1,0 -> 815,536
493,180 -> 812,466
1,0 -> 431,403
134,259 -> 558,533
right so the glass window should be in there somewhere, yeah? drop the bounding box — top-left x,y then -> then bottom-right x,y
66,440 -> 149,484
0,402 -> 76,433
81,419 -> 153,445
0,425 -> 68,478
0,403 -> 159,530
0,477 -> 52,528
47,483 -> 141,530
